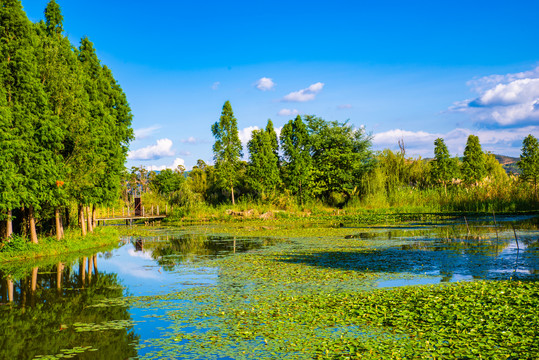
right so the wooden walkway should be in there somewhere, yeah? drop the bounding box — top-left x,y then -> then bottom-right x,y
96,215 -> 166,226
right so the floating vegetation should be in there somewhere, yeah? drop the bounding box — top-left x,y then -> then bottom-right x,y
72,320 -> 140,332
33,346 -> 97,359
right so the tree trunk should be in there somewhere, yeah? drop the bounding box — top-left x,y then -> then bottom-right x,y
6,209 -> 12,240
86,206 -> 93,233
7,277 -> 13,303
79,205 -> 87,236
92,206 -> 97,228
55,208 -> 62,240
231,186 -> 235,205
28,205 -> 38,244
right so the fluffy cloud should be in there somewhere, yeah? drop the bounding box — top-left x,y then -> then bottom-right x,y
134,125 -> 160,140
277,108 -> 299,116
453,66 -> 539,126
282,82 -> 324,102
128,139 -> 174,160
238,126 -> 260,145
255,77 -> 275,91
211,82 -> 220,90
373,126 -> 538,157
147,157 -> 185,172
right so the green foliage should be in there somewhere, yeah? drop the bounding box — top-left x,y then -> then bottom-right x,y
307,116 -> 373,206
0,1 -> 132,242
211,101 -> 243,204
431,137 -> 457,186
280,115 -> 313,204
517,134 -> 539,194
462,134 -> 486,184
247,120 -> 281,197
152,169 -> 185,197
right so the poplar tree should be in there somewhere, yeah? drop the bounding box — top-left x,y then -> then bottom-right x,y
247,122 -> 280,197
517,134 -> 539,197
280,115 -> 312,204
462,135 -> 486,184
211,101 -> 243,205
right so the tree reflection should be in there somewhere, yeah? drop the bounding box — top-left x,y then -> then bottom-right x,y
0,255 -> 139,359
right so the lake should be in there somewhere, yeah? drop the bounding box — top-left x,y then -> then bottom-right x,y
1,215 -> 538,359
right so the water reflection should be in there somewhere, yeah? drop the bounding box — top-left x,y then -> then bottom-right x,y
0,255 -> 139,359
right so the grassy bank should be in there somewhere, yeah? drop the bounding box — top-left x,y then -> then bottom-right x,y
0,227 -> 121,264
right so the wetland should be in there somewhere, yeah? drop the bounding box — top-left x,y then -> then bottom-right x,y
1,215 -> 538,359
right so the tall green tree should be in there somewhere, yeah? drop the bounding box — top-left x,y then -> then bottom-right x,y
265,119 -> 279,159
517,134 -> 539,197
307,116 -> 373,205
211,101 -> 243,205
280,115 -> 312,204
431,138 -> 457,192
462,135 -> 486,184
247,122 -> 280,197
0,0 -> 63,244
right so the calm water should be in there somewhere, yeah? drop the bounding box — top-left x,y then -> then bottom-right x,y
0,217 -> 537,359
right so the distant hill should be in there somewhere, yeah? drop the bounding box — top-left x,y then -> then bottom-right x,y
494,154 -> 520,175
423,154 -> 521,175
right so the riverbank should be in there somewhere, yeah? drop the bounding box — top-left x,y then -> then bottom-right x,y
0,227 -> 121,264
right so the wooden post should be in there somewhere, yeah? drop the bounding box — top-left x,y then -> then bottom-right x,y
157,205 -> 159,216
142,206 -> 145,217
151,205 -> 154,216
165,204 -> 168,215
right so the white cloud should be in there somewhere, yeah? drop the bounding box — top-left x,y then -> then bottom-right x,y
338,104 -> 352,109
128,139 -> 174,160
211,82 -> 220,90
277,108 -> 299,116
282,82 -> 324,102
255,77 -> 275,91
134,125 -> 160,140
147,157 -> 186,172
238,126 -> 259,145
373,126 -> 539,157
181,136 -> 198,144
453,66 -> 539,126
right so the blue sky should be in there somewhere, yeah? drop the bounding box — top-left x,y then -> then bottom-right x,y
23,0 -> 539,170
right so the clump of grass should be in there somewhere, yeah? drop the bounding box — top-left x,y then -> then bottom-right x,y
0,227 -> 121,263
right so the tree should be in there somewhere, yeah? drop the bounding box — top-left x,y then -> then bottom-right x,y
462,135 -> 486,184
265,119 -> 279,160
247,121 -> 280,197
431,138 -> 457,192
307,116 -> 373,205
211,101 -> 243,205
517,134 -> 539,197
280,115 -> 312,204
